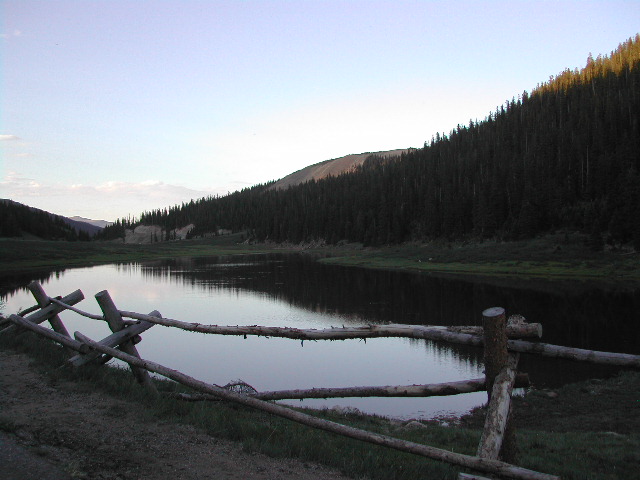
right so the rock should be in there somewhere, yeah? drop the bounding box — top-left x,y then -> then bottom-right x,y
403,420 -> 428,430
123,224 -> 194,244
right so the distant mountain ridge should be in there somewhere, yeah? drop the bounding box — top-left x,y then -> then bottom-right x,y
270,148 -> 413,190
0,199 -> 103,240
63,217 -> 103,237
68,216 -> 112,229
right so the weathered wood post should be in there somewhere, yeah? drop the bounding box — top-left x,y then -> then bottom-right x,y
478,307 -> 517,464
27,282 -> 71,339
94,290 -> 157,393
1,289 -> 85,335
482,307 -> 508,400
69,310 -> 160,368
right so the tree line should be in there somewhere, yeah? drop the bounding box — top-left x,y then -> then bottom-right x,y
99,35 -> 640,249
0,200 -> 91,241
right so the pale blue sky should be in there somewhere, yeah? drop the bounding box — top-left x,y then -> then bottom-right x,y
1,0 -> 639,221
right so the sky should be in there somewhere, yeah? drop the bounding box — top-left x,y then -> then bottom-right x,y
1,1 -> 639,222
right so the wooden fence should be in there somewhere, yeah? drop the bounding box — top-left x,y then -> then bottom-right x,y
2,281 -> 640,479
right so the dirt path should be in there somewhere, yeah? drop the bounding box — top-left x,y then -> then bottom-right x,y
0,350 -> 355,480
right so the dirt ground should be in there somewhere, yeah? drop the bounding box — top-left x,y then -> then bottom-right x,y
0,350 -> 355,480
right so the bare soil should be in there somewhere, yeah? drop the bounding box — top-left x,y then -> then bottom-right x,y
0,350 -> 354,480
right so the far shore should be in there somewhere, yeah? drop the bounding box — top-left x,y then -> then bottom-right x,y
1,232 -> 638,289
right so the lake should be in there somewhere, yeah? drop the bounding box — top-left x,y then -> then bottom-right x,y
2,253 -> 638,420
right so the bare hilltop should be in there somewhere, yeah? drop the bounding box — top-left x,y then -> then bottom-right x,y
270,148 -> 412,190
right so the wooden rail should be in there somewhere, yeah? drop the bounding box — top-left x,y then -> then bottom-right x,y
111,311 -> 639,367
4,280 -> 638,479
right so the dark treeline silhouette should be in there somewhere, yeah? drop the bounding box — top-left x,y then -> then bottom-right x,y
95,216 -> 135,241
100,35 -> 640,248
0,200 -> 91,241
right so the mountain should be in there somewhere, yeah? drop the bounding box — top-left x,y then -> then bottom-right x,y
63,217 -> 103,237
270,148 -> 413,190
68,216 -> 112,229
105,35 -> 640,249
0,199 -> 94,240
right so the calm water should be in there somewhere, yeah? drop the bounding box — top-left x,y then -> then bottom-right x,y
2,253 -> 638,419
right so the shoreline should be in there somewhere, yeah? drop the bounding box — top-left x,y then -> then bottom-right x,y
2,233 -> 639,290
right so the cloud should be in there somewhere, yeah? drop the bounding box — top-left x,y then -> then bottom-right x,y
0,173 -> 215,220
1,135 -> 33,160
0,134 -> 20,141
0,30 -> 23,39
90,180 -> 210,199
1,171 -> 41,191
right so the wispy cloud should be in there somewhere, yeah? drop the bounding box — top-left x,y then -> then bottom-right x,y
0,173 -> 215,221
0,29 -> 23,39
0,134 -> 20,141
1,134 -> 33,160
1,171 -> 41,191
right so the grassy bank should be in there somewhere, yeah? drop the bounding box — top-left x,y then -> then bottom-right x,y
0,234 -> 275,274
2,233 -> 638,287
1,332 -> 638,479
316,234 -> 640,285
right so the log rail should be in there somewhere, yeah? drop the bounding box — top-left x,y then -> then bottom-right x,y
115,311 -> 639,368
5,280 -> 639,479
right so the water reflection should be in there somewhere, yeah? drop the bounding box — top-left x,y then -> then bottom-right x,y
134,254 -> 640,354
133,254 -> 498,327
1,269 -> 67,299
2,253 -> 639,417
121,254 -> 640,387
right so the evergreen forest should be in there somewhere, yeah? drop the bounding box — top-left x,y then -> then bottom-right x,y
0,200 -> 91,241
100,36 -> 640,249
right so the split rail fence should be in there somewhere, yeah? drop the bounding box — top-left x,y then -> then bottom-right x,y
2,281 -> 640,480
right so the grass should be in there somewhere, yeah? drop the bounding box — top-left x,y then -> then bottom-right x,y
2,233 -> 639,288
0,233 -> 279,273
1,331 -> 639,479
316,233 -> 640,286
0,415 -> 19,434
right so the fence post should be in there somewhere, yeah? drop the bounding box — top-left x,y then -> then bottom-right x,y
27,282 -> 71,339
94,290 -> 157,393
482,307 -> 508,399
478,307 -> 517,464
26,282 -> 76,355
68,310 -> 160,368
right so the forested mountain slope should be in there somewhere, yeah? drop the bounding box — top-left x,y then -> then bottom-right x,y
101,35 -> 640,248
0,200 -> 94,240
